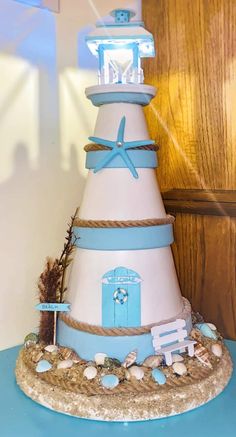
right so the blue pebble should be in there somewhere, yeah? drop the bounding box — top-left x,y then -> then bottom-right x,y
36,360 -> 52,373
101,374 -> 119,389
152,368 -> 166,385
196,323 -> 217,340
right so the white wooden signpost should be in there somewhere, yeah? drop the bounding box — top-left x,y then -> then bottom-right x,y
36,302 -> 70,344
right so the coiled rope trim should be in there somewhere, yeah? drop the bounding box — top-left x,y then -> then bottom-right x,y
59,298 -> 191,337
20,348 -> 216,397
84,143 -> 159,152
74,215 -> 175,229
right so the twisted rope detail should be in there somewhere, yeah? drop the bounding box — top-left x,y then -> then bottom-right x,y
59,313 -> 154,335
59,298 -> 191,336
74,215 -> 175,229
21,349 -> 215,397
84,143 -> 159,152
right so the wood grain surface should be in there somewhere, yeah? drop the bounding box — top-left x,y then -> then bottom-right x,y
163,189 -> 236,216
143,0 -> 236,338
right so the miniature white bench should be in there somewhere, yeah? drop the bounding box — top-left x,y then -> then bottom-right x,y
151,318 -> 196,366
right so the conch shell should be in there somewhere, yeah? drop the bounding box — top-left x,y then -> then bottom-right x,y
122,350 -> 137,368
194,343 -> 212,369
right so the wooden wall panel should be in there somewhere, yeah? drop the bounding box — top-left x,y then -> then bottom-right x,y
172,214 -> 236,339
143,0 -> 236,338
143,0 -> 236,191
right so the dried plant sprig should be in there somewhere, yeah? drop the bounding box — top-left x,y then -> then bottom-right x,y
58,208 -> 79,303
38,208 -> 79,343
38,257 -> 63,343
38,257 -> 63,303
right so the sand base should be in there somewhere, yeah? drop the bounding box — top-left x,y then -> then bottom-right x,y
15,347 -> 233,422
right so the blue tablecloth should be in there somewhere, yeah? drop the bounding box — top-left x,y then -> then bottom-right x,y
1,341 -> 236,437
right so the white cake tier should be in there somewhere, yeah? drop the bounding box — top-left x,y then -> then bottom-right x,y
86,84 -> 156,141
93,101 -> 152,141
79,168 -> 166,220
67,247 -> 183,326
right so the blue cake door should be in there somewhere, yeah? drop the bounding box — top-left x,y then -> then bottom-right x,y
102,267 -> 141,328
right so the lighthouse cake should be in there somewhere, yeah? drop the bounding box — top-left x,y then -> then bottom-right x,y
16,9 -> 232,421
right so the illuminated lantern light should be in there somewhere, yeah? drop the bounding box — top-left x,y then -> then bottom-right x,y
86,9 -> 155,85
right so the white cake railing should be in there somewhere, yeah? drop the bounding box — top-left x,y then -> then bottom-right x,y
151,319 -> 196,366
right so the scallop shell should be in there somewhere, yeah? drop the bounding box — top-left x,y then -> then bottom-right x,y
83,366 -> 97,380
122,349 -> 138,368
211,343 -> 223,358
142,355 -> 163,368
101,374 -> 119,389
57,359 -> 73,369
36,360 -> 52,373
44,345 -> 59,353
128,365 -> 144,380
194,343 -> 212,369
172,362 -> 187,376
172,354 -> 184,363
94,353 -> 108,366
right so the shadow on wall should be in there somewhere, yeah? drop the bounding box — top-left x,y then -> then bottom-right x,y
0,0 -> 141,350
0,1 -> 87,349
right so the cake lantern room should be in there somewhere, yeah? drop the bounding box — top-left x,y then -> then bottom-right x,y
57,8 -> 192,363
86,8 -> 155,85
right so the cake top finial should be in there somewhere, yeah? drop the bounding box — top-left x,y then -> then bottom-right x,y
110,9 -> 136,24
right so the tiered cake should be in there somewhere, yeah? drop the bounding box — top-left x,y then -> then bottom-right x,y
16,9 -> 233,421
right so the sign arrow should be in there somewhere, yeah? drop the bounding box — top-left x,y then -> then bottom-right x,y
35,303 -> 71,312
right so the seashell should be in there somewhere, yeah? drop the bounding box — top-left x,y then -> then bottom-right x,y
101,374 -> 119,389
44,345 -> 59,353
59,347 -> 72,360
211,343 -> 222,358
172,362 -> 187,376
152,368 -> 166,385
207,323 -> 217,331
70,351 -> 82,363
142,355 -> 163,368
57,359 -> 73,369
36,360 -> 52,373
103,357 -> 121,369
172,354 -> 184,363
194,343 -> 212,369
32,351 -> 43,363
122,350 -> 137,368
94,353 -> 108,366
190,328 -> 202,343
24,333 -> 39,348
128,365 -> 144,380
125,369 -> 131,380
83,366 -> 97,380
195,323 -> 217,340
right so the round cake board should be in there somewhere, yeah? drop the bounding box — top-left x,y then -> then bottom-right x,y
15,347 -> 233,422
